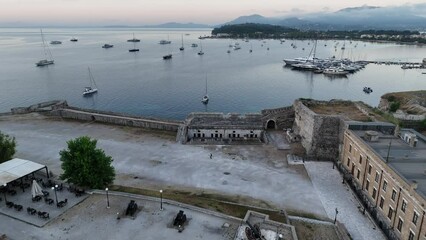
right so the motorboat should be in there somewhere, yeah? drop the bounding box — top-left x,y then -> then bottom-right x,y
102,44 -> 114,49
70,38 -> 78,42
233,45 -> 241,50
191,43 -> 198,47
323,67 -> 348,76
201,76 -> 209,104
363,87 -> 373,94
36,59 -> 54,67
129,48 -> 139,52
50,40 -> 62,45
163,54 -> 172,60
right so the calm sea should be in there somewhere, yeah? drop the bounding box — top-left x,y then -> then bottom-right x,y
0,28 -> 425,120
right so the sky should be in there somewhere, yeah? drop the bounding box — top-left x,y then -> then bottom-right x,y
0,0 -> 425,26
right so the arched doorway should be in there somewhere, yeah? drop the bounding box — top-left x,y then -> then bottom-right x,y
266,120 -> 276,129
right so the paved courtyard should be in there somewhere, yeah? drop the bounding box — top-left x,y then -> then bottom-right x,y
0,193 -> 242,240
0,113 -> 325,217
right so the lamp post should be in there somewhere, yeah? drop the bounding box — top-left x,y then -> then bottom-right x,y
160,189 -> 163,211
334,208 -> 339,224
3,184 -> 7,204
105,188 -> 110,208
52,185 -> 58,205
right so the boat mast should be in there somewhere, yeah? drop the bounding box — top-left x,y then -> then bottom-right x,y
205,74 -> 208,95
40,29 -> 53,61
181,35 -> 184,48
88,67 -> 97,88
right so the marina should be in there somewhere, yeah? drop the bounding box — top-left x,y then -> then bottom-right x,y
1,28 -> 426,120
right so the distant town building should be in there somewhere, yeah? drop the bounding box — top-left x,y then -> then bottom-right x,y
341,123 -> 426,240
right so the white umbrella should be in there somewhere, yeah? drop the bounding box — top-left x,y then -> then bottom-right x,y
31,180 -> 43,198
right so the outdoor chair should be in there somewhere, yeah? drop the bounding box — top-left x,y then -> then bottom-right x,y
42,190 -> 49,197
45,198 -> 54,205
8,189 -> 17,196
38,211 -> 49,219
32,196 -> 42,202
6,201 -> 14,208
27,207 -> 37,215
13,204 -> 23,211
57,199 -> 68,208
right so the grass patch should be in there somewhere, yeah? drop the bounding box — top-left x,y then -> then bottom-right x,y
110,185 -> 287,222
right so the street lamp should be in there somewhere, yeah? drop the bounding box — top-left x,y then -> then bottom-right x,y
52,185 -> 58,205
3,184 -> 7,205
160,189 -> 163,211
105,188 -> 110,208
334,208 -> 339,224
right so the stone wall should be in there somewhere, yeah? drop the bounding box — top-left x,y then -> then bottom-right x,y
293,100 -> 342,160
261,106 -> 295,130
48,107 -> 181,132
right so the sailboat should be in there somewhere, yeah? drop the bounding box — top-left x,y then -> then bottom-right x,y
129,33 -> 139,52
127,33 -> 140,42
36,29 -> 54,67
249,43 -> 253,53
179,35 -> 184,51
197,41 -> 204,55
83,67 -> 98,96
201,76 -> 209,104
163,44 -> 172,60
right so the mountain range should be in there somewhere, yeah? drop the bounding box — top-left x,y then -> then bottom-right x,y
223,4 -> 426,31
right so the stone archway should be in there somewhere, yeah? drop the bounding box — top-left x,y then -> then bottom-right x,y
266,120 -> 276,129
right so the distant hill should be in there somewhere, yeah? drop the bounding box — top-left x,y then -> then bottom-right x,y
212,23 -> 296,38
222,4 -> 426,31
142,22 -> 211,28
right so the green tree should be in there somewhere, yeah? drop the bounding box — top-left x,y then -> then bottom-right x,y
60,136 -> 115,189
389,101 -> 401,112
0,131 -> 16,164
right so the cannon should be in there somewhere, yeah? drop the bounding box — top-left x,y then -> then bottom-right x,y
125,200 -> 138,217
173,210 -> 187,227
245,221 -> 265,240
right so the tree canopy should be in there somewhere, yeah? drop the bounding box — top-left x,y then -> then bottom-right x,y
0,131 -> 16,164
60,136 -> 115,189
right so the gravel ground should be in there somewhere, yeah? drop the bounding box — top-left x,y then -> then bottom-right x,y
305,161 -> 387,240
0,114 -> 325,217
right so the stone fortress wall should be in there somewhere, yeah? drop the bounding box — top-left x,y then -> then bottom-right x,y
10,100 -> 182,132
292,99 -> 347,160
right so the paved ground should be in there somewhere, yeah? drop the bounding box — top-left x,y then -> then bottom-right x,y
305,161 -> 387,240
0,193 -> 241,240
0,114 -> 325,217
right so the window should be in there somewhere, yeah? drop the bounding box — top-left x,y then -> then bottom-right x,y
397,218 -> 403,232
368,164 -> 372,174
357,169 -> 361,179
366,180 -> 370,191
347,158 -> 350,167
372,188 -> 377,199
408,230 -> 415,240
349,144 -> 352,153
388,207 -> 393,219
375,172 -> 380,182
382,180 -> 387,192
359,155 -> 363,164
391,189 -> 397,201
412,212 -> 419,225
401,200 -> 407,213
379,197 -> 384,209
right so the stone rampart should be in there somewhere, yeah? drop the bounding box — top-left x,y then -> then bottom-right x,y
293,99 -> 343,160
9,100 -> 181,132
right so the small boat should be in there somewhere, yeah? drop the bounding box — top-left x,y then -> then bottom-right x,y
201,76 -> 209,104
233,46 -> 241,50
50,40 -> 62,45
127,33 -> 140,42
191,43 -> 198,47
198,41 -> 204,55
227,50 -> 231,54
83,67 -> 98,96
323,67 -> 348,76
128,34 -> 139,52
102,44 -> 114,49
363,87 -> 373,94
70,38 -> 78,42
179,35 -> 184,51
163,54 -> 172,60
159,39 -> 171,44
36,29 -> 54,67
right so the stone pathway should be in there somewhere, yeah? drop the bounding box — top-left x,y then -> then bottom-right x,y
304,161 -> 387,240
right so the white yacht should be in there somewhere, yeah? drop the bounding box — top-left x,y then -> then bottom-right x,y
323,67 -> 348,76
50,40 -> 62,45
36,29 -> 54,67
159,39 -> 171,44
